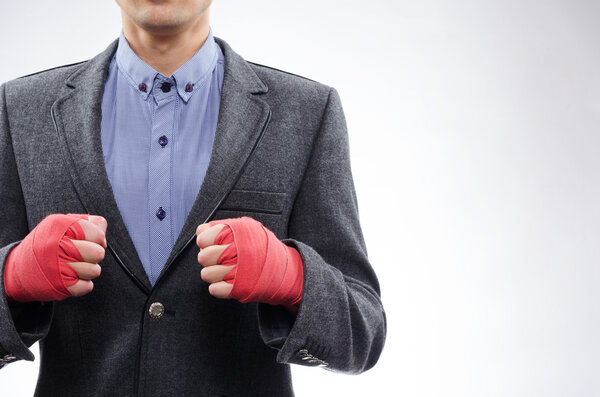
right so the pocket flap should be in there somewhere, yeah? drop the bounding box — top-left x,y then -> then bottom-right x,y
219,189 -> 287,214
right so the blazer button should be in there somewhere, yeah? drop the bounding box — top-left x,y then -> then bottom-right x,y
0,354 -> 16,364
297,349 -> 310,358
148,302 -> 165,318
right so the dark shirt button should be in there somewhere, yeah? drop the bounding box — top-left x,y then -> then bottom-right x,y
185,83 -> 194,93
138,83 -> 147,92
158,136 -> 168,147
156,207 -> 166,220
161,82 -> 171,93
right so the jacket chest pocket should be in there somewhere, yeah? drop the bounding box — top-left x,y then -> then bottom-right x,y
213,189 -> 288,237
218,189 -> 287,215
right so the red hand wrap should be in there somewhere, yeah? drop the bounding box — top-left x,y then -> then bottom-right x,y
209,217 -> 304,311
4,213 -> 89,302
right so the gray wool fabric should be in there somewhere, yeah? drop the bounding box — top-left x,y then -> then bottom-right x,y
0,37 -> 386,396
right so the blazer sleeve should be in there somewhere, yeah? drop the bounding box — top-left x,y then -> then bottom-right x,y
0,83 -> 54,369
258,87 -> 387,374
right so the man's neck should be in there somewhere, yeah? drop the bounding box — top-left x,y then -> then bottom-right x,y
121,11 -> 210,77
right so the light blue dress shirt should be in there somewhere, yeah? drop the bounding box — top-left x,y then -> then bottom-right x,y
100,29 -> 224,285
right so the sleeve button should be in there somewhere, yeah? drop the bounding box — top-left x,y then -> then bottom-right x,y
1,354 -> 17,363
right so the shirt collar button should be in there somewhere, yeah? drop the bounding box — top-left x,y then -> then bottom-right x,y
161,82 -> 172,93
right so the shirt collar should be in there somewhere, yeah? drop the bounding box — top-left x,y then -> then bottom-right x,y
115,28 -> 219,103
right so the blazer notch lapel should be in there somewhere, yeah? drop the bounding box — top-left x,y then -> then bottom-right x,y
51,40 -> 153,293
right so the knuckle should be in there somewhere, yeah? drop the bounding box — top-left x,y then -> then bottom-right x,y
200,268 -> 209,281
197,248 -> 212,264
95,217 -> 108,232
208,283 -> 217,296
86,243 -> 103,262
97,246 -> 105,261
91,265 -> 102,278
197,236 -> 210,249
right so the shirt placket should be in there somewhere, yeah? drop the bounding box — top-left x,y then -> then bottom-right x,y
148,78 -> 177,284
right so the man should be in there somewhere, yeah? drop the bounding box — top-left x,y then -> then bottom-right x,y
0,0 -> 386,395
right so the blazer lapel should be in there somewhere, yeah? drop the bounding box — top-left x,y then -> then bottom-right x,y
51,40 -> 153,293
156,37 -> 271,284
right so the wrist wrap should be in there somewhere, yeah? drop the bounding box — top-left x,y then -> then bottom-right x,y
210,217 -> 304,311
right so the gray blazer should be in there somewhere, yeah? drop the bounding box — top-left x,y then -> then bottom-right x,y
0,37 -> 386,396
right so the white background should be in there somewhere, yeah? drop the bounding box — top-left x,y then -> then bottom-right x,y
2,1 -> 600,396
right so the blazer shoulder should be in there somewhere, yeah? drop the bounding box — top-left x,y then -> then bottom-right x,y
247,62 -> 334,116
3,60 -> 88,98
249,62 -> 331,96
16,60 -> 88,81
247,61 -> 320,85
3,39 -> 118,98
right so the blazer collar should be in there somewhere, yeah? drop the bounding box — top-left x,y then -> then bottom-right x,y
53,36 -> 270,293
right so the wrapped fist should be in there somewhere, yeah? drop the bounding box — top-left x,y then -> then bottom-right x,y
196,217 -> 303,312
3,213 -> 107,302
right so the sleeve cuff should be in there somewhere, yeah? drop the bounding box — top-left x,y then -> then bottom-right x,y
0,241 -> 54,364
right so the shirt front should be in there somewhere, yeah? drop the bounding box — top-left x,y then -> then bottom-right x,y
100,29 -> 225,285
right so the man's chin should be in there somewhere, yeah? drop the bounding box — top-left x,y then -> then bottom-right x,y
120,1 -> 210,36
139,20 -> 184,34
136,9 -> 188,33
